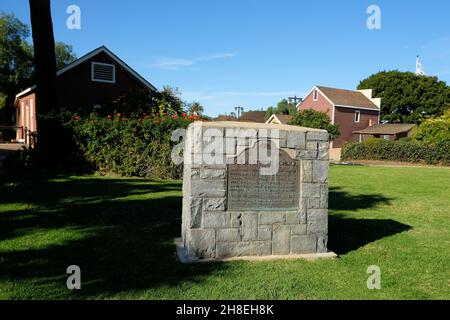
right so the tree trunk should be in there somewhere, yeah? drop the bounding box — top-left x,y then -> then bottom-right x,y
28,0 -> 57,161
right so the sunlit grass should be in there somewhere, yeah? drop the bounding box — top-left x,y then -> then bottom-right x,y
0,166 -> 449,299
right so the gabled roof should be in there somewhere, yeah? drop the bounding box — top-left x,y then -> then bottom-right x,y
57,46 -> 157,91
305,86 -> 380,111
266,114 -> 293,125
238,111 -> 267,123
354,124 -> 416,135
15,46 -> 157,101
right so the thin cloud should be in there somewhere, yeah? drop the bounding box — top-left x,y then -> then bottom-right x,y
183,91 -> 216,101
196,53 -> 236,61
153,58 -> 195,70
154,53 -> 236,70
217,91 -> 304,97
181,90 -> 306,104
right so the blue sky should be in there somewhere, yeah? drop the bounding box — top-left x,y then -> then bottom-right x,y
2,0 -> 450,116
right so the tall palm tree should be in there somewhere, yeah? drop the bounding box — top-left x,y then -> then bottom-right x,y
28,0 -> 56,155
188,102 -> 204,116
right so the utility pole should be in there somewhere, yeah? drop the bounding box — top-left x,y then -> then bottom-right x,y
235,106 -> 244,119
288,96 -> 302,105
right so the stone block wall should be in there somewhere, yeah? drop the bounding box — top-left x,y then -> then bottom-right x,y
181,121 -> 330,259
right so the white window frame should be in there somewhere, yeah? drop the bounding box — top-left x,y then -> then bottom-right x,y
355,110 -> 361,123
91,62 -> 116,84
313,89 -> 319,101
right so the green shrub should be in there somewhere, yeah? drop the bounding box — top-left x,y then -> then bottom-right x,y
289,109 -> 340,140
414,110 -> 450,143
342,138 -> 450,165
65,112 -> 199,179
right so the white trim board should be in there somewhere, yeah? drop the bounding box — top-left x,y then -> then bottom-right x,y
302,86 -> 335,107
335,105 -> 381,112
355,110 -> 361,123
265,114 -> 283,124
15,86 -> 36,99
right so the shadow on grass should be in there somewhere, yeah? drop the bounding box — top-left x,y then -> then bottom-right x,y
328,187 -> 412,255
0,172 -> 412,298
0,170 -> 228,299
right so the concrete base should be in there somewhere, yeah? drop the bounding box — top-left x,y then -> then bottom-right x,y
175,238 -> 337,264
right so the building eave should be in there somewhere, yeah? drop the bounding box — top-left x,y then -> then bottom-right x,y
334,105 -> 381,112
265,114 -> 277,124
15,46 -> 158,105
56,46 -> 157,91
14,86 -> 36,106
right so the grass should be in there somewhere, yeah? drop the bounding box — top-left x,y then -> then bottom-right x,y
0,165 -> 449,299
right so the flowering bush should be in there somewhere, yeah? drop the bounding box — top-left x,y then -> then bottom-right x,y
66,112 -> 202,179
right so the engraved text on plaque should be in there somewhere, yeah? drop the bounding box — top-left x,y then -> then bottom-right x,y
227,160 -> 299,211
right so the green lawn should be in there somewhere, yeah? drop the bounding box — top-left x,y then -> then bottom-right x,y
0,165 -> 449,299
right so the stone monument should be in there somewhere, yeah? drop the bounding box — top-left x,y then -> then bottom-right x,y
176,121 -> 336,262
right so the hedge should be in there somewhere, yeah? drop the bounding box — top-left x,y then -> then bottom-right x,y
341,138 -> 450,165
65,113 -> 199,179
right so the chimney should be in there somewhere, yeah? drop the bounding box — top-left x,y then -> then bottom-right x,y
358,89 -> 373,99
358,89 -> 381,109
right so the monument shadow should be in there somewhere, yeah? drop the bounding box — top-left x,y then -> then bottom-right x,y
0,171 -> 229,298
327,187 -> 412,255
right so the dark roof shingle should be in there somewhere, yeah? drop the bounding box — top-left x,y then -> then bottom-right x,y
238,111 -> 266,123
272,114 -> 293,124
354,124 -> 416,135
317,86 -> 380,110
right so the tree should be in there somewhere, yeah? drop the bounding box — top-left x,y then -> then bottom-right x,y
265,99 -> 297,121
29,0 -> 57,115
29,0 -> 57,159
157,86 -> 184,116
0,12 -> 34,124
100,86 -> 185,119
0,13 -> 76,125
55,42 -> 76,70
413,108 -> 450,143
358,70 -> 450,123
187,101 -> 204,116
289,109 -> 340,140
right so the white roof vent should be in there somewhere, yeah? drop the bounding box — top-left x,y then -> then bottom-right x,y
91,62 -> 116,83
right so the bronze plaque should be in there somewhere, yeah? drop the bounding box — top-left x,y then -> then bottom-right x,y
227,160 -> 299,211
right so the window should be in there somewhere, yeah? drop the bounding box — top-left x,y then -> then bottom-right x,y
313,89 -> 319,101
91,62 -> 116,83
355,111 -> 361,123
